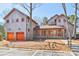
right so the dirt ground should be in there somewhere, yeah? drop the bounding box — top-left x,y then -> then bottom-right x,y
8,39 -> 70,52
72,40 -> 79,45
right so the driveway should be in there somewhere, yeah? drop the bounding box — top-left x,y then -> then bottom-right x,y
0,47 -> 75,56
0,48 -> 35,56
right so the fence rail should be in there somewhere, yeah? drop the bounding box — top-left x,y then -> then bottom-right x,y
33,36 -> 64,39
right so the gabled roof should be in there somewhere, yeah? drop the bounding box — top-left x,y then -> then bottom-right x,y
48,14 -> 58,22
3,8 -> 38,25
48,14 -> 74,26
48,14 -> 65,21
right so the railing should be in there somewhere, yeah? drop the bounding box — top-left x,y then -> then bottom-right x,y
33,35 -> 64,39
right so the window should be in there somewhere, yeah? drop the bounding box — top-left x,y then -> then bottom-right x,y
58,19 -> 61,22
55,19 -> 57,25
28,29 -> 30,32
26,17 -> 29,22
18,28 -> 21,30
16,18 -> 19,22
28,19 -> 29,22
8,28 -> 11,31
6,20 -> 9,23
22,18 -> 24,22
64,19 -> 66,22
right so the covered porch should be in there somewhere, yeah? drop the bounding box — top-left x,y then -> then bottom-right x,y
34,25 -> 65,39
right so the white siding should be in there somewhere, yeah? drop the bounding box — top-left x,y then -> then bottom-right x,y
48,15 -> 74,38
48,16 -> 58,25
5,10 -> 27,40
57,17 -> 65,26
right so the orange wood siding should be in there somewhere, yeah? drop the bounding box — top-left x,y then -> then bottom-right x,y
16,32 -> 24,41
7,32 -> 14,41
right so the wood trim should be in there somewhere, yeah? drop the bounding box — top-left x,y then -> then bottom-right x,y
4,8 -> 38,25
4,8 -> 16,19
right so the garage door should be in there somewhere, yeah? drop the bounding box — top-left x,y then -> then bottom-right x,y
7,32 -> 14,41
16,32 -> 24,41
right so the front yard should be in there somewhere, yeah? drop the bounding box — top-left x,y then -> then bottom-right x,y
0,39 -> 70,52
0,39 -> 79,56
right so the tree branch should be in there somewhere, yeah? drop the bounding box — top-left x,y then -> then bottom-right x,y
20,4 -> 30,13
32,4 -> 42,10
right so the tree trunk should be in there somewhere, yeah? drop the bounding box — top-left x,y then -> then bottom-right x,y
73,3 -> 77,40
30,3 -> 33,40
62,3 -> 72,46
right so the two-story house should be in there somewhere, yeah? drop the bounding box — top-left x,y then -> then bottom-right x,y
34,14 -> 74,39
4,8 -> 74,41
4,8 -> 38,41
48,14 -> 74,38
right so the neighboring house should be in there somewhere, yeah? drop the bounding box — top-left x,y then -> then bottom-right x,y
48,14 -> 74,39
4,8 -> 38,41
34,14 -> 74,39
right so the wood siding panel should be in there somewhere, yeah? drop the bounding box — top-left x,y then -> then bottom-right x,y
16,32 -> 24,41
7,32 -> 14,41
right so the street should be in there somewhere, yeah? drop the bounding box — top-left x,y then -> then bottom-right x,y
0,47 -> 76,56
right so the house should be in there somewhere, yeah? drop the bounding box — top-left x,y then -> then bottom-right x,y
48,14 -> 74,38
4,8 -> 74,41
4,8 -> 38,41
34,14 -> 74,39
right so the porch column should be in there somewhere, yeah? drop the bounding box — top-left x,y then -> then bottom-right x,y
63,29 -> 65,38
39,30 -> 41,37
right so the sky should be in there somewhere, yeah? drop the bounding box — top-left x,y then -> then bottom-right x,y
0,3 -> 79,31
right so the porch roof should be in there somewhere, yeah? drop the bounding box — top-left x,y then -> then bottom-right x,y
40,25 -> 64,29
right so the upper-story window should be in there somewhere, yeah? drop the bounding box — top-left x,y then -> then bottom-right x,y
16,18 -> 19,22
28,29 -> 30,32
27,16 -> 30,22
64,19 -> 66,22
8,28 -> 11,31
6,20 -> 9,23
18,28 -> 21,30
58,19 -> 61,22
22,18 -> 24,22
54,19 -> 57,25
28,19 -> 30,22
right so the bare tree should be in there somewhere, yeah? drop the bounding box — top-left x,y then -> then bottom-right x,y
20,3 -> 42,40
33,16 -> 43,26
42,17 -> 48,25
73,3 -> 77,39
62,3 -> 72,46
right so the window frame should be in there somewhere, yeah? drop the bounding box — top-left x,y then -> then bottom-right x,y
54,19 -> 57,25
22,18 -> 24,22
6,20 -> 9,23
58,19 -> 61,22
16,18 -> 19,22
